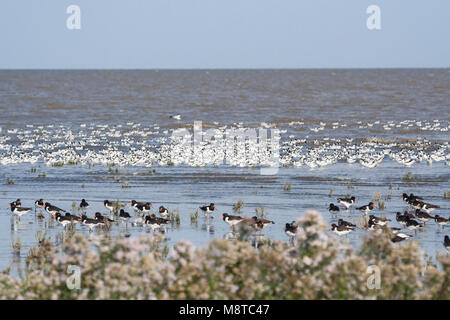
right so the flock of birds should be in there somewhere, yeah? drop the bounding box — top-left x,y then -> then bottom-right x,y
0,121 -> 449,169
6,192 -> 450,251
322,193 -> 449,249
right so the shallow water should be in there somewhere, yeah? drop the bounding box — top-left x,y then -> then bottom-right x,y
0,69 -> 449,276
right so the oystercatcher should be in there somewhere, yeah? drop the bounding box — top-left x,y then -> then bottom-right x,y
119,209 -> 131,221
338,219 -> 356,229
221,213 -> 244,227
129,200 -> 152,214
396,212 -> 408,225
52,212 -> 81,228
104,200 -> 116,214
405,217 -> 423,231
285,221 -> 298,238
9,203 -> 31,218
94,212 -> 114,222
415,209 -> 433,223
434,215 -> 449,228
391,235 -> 407,243
200,203 -> 216,215
158,206 -> 170,218
356,202 -> 376,215
444,235 -> 450,251
418,202 -> 440,214
81,214 -> 104,231
80,199 -> 89,212
35,199 -> 44,208
44,202 -> 67,215
144,214 -> 170,231
337,196 -> 357,209
328,203 -> 340,214
330,223 -> 353,236
369,214 -> 390,226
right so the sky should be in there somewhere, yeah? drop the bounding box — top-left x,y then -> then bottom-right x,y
0,0 -> 449,69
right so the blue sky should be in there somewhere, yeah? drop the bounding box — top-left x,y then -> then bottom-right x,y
0,0 -> 448,68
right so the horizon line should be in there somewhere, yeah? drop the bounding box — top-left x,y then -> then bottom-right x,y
0,67 -> 449,71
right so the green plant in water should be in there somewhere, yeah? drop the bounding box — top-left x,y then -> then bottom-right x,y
403,172 -> 413,181
283,182 -> 291,191
232,200 -> 244,213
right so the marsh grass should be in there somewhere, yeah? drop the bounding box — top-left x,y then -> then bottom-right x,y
328,188 -> 333,198
403,172 -> 413,181
232,200 -> 244,213
254,206 -> 266,218
52,162 -> 64,167
347,182 -> 353,189
11,238 -> 21,254
283,182 -> 291,191
190,209 -> 199,223
443,191 -> 450,199
372,192 -> 382,202
6,178 -> 14,185
35,230 -> 48,244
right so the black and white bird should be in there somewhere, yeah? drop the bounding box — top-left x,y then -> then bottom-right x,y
337,197 -> 357,210
328,203 -> 340,214
330,223 -> 353,236
338,219 -> 356,229
44,202 -> 67,215
405,217 -> 423,231
129,200 -> 152,214
415,209 -> 433,223
356,202 -> 376,215
94,212 -> 114,222
80,199 -> 89,212
434,215 -> 449,228
444,235 -> 450,251
418,202 -> 440,214
158,206 -> 170,218
368,215 -> 390,226
396,212 -> 409,226
285,221 -> 298,239
104,200 -> 116,214
144,214 -> 170,231
52,212 -> 81,228
81,214 -> 104,231
35,199 -> 44,209
200,203 -> 216,215
9,202 -> 31,218
221,213 -> 244,227
119,209 -> 131,222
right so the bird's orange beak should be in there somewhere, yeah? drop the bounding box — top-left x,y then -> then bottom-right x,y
373,204 -> 376,208
78,218 -> 82,221
51,214 -> 55,219
8,205 -> 11,208
220,215 -> 223,219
